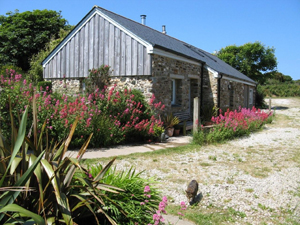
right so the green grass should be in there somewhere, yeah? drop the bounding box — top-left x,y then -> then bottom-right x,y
82,144 -> 197,165
166,204 -> 246,225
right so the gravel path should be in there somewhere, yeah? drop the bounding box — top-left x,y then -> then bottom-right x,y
99,98 -> 300,224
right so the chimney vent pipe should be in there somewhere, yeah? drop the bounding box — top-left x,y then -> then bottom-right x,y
162,25 -> 167,34
140,15 -> 146,25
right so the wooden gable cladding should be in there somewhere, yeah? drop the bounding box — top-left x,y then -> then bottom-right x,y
43,13 -> 151,79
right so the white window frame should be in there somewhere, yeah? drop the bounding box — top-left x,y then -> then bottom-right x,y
249,88 -> 253,105
170,74 -> 184,106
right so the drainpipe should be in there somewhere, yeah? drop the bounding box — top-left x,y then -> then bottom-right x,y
200,62 -> 204,112
217,73 -> 223,114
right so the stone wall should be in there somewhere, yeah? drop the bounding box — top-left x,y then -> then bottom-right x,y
50,79 -> 81,95
219,79 -> 256,110
202,68 -> 218,110
201,70 -> 256,113
151,54 -> 201,114
109,76 -> 153,99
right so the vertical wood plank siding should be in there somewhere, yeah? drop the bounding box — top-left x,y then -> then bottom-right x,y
43,13 -> 150,79
44,14 -> 151,78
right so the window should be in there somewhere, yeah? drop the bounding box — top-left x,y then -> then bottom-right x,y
171,78 -> 183,105
249,88 -> 253,105
171,79 -> 176,105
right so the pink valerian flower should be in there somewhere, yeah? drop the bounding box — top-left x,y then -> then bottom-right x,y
144,186 -> 151,193
140,202 -> 145,205
178,212 -> 184,217
144,193 -> 151,198
86,117 -> 92,127
149,94 -> 155,105
180,201 -> 187,210
159,201 -> 167,214
64,119 -> 68,127
88,94 -> 93,101
162,196 -> 167,203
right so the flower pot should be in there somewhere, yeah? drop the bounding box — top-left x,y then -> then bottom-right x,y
174,129 -> 180,136
204,121 -> 213,126
167,127 -> 174,137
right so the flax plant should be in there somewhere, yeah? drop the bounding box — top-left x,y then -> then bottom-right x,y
0,95 -> 124,224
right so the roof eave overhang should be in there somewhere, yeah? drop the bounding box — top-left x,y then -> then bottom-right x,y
150,45 -> 205,66
222,74 -> 257,86
204,65 -> 256,86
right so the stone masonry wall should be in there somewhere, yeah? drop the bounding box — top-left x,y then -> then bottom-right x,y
109,76 -> 153,100
219,79 -> 256,110
202,68 -> 218,110
220,79 -> 244,110
50,79 -> 81,95
151,54 -> 201,114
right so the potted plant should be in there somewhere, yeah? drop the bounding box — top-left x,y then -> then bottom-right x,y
173,124 -> 181,136
164,112 -> 180,137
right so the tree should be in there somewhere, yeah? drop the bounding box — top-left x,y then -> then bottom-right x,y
215,42 -> 277,84
28,28 -> 72,83
0,9 -> 70,71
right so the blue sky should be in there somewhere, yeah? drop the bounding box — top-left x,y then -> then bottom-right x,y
1,0 -> 299,80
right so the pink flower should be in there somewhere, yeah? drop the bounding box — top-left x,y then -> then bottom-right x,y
140,202 -> 145,205
144,186 -> 151,193
180,201 -> 187,210
178,212 -> 184,216
162,196 -> 167,203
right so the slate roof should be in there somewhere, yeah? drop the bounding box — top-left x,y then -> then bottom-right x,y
43,6 -> 256,84
95,6 -> 255,84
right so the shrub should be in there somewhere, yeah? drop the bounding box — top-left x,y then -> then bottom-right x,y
87,165 -> 161,224
85,64 -> 111,93
258,83 -> 300,97
193,107 -> 273,145
0,64 -> 24,76
0,69 -> 165,148
255,86 -> 267,108
37,81 -> 52,92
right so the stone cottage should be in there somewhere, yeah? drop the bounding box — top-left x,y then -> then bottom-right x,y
42,5 -> 256,120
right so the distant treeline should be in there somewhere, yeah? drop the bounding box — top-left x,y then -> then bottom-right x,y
258,78 -> 300,97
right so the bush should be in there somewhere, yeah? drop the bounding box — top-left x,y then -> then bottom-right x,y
255,86 -> 266,108
87,165 -> 161,224
193,107 -> 273,145
258,83 -> 300,97
0,64 -> 24,76
37,80 -> 52,92
85,64 -> 111,93
0,69 -> 165,148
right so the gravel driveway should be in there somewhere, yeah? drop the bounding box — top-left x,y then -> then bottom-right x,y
105,98 -> 300,224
